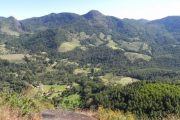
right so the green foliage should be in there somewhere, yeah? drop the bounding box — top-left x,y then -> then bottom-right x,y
66,79 -> 180,119
105,82 -> 180,118
56,94 -> 81,110
0,92 -> 40,116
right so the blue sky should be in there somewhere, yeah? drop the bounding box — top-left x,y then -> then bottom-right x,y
1,0 -> 180,20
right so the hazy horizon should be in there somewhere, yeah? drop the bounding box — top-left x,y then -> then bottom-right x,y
1,0 -> 180,20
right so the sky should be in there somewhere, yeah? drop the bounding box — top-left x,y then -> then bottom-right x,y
0,0 -> 180,20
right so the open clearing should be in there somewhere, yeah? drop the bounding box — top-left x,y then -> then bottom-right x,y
124,52 -> 151,62
58,39 -> 81,52
73,67 -> 101,75
100,73 -> 139,86
43,85 -> 67,93
27,84 -> 68,99
73,68 -> 90,75
120,41 -> 151,53
0,54 -> 26,61
42,85 -> 67,98
106,39 -> 122,50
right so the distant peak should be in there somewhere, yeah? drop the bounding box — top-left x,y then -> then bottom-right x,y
8,16 -> 16,20
83,10 -> 104,19
49,13 -> 56,15
87,10 -> 103,15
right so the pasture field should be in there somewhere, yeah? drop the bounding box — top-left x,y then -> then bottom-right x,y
100,73 -> 139,85
0,54 -> 26,62
124,52 -> 151,62
58,39 -> 81,52
106,39 -> 121,50
43,85 -> 67,93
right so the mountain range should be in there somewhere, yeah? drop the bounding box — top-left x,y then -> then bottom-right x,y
0,10 -> 180,69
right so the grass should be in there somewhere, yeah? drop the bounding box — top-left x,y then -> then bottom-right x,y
42,85 -> 67,98
58,39 -> 81,52
59,94 -> 81,110
73,68 -> 90,75
97,106 -> 135,120
0,54 -> 26,62
43,85 -> 67,93
60,59 -> 79,66
0,105 -> 41,120
106,39 -> 121,50
0,93 -> 45,119
73,67 -> 101,75
25,84 -> 67,99
58,32 -> 152,53
114,77 -> 139,86
120,41 -> 151,53
100,73 -> 139,86
124,52 -> 151,62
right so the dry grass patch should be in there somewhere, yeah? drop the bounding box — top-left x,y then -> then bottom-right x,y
0,54 -> 27,62
0,102 -> 42,120
124,52 -> 151,62
97,106 -> 135,120
106,40 -> 122,50
73,68 -> 90,75
120,41 -> 151,53
58,39 -> 81,52
100,73 -> 139,86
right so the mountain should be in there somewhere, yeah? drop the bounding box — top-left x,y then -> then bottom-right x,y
151,16 -> 180,32
0,16 -> 23,36
19,11 -> 180,44
0,10 -> 180,68
21,12 -> 83,31
150,16 -> 180,42
83,10 -> 104,19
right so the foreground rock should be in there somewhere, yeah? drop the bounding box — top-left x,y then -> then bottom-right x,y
41,109 -> 97,120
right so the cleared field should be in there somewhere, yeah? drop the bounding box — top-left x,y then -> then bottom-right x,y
60,59 -> 79,66
73,68 -> 90,75
120,41 -> 151,53
43,85 -> 67,93
58,39 -> 81,52
0,54 -> 26,61
100,73 -> 139,86
42,85 -> 68,98
73,67 -> 101,75
106,39 -> 121,50
25,84 -> 67,98
124,52 -> 151,62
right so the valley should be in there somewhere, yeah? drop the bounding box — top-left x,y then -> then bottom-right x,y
0,10 -> 180,120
